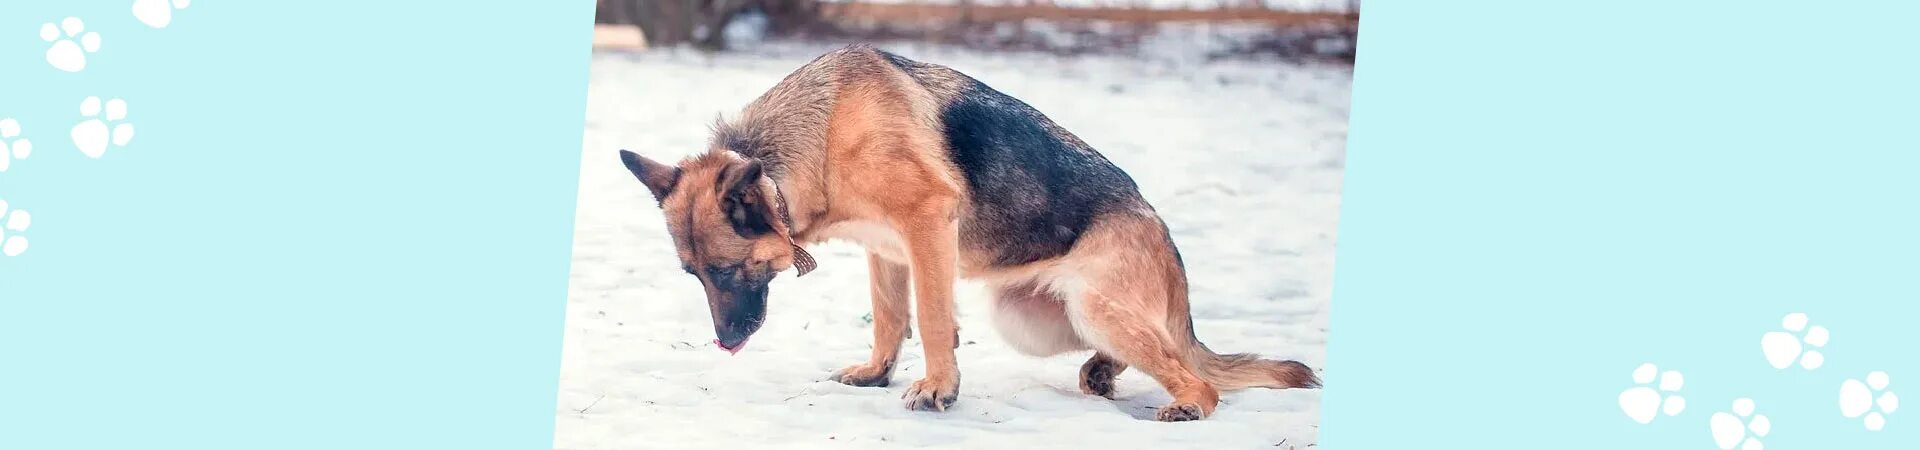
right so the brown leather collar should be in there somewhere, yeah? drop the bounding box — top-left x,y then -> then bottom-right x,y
764,179 -> 816,277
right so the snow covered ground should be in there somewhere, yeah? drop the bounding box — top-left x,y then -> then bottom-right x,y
555,42 -> 1348,449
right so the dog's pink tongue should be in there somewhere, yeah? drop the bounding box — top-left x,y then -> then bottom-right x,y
714,339 -> 744,355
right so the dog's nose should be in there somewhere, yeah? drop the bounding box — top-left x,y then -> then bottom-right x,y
712,302 -> 763,355
715,326 -> 753,354
714,336 -> 749,354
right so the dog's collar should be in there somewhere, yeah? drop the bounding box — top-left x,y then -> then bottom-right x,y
765,180 -> 817,277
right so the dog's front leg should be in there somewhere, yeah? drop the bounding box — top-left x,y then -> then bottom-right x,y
900,217 -> 960,412
828,253 -> 911,387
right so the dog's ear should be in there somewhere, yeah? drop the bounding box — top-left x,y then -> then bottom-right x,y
619,150 -> 679,203
717,158 -> 817,277
717,159 -> 776,237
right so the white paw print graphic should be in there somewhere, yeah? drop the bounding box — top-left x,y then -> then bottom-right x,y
0,199 -> 30,257
0,118 -> 31,172
1619,363 -> 1687,424
72,97 -> 135,158
1709,398 -> 1771,450
41,17 -> 101,73
133,0 -> 192,29
1841,371 -> 1900,431
1759,312 -> 1828,370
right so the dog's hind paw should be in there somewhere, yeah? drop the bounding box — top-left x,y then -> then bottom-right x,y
902,375 -> 959,412
1156,402 -> 1206,422
828,361 -> 893,387
1079,354 -> 1125,399
1080,375 -> 1117,399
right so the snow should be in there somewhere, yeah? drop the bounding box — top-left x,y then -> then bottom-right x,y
556,42 -> 1347,448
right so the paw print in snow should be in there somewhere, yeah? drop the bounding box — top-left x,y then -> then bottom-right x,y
1841,371 -> 1900,431
72,97 -> 135,158
1619,363 -> 1686,424
0,199 -> 30,257
1709,398 -> 1771,450
41,17 -> 101,72
133,0 -> 192,29
1759,312 -> 1827,370
0,118 -> 31,172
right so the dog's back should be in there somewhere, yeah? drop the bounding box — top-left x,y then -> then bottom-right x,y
727,45 -> 1154,270
874,50 -> 1151,269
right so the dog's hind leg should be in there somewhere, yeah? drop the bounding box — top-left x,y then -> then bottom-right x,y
1067,283 -> 1218,422
829,253 -> 912,387
1058,216 -> 1218,422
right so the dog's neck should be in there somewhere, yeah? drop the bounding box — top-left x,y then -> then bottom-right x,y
759,157 -> 830,242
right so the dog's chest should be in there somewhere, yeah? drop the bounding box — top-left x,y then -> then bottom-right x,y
813,221 -> 910,263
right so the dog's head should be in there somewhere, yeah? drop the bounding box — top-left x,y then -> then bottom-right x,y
619,149 -> 815,354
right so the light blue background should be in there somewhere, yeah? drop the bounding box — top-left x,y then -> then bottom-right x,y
1326,0 -> 1917,448
1,2 -> 589,449
6,0 -> 1916,448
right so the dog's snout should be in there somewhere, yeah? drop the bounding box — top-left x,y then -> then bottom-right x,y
714,322 -> 756,354
708,284 -> 768,355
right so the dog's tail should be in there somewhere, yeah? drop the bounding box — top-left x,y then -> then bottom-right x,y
1162,287 -> 1320,390
1166,286 -> 1319,390
1187,346 -> 1321,390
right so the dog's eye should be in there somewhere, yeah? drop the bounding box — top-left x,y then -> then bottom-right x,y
706,264 -> 748,282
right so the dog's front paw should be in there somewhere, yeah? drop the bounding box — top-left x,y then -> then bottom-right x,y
828,361 -> 893,387
901,375 -> 959,412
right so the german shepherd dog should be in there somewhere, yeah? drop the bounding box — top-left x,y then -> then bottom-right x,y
618,45 -> 1319,421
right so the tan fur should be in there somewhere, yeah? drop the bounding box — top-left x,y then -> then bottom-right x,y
659,153 -> 798,278
631,45 -> 1315,422
828,253 -> 911,387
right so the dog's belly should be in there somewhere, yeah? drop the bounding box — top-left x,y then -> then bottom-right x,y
989,280 -> 1090,357
815,220 -> 911,263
